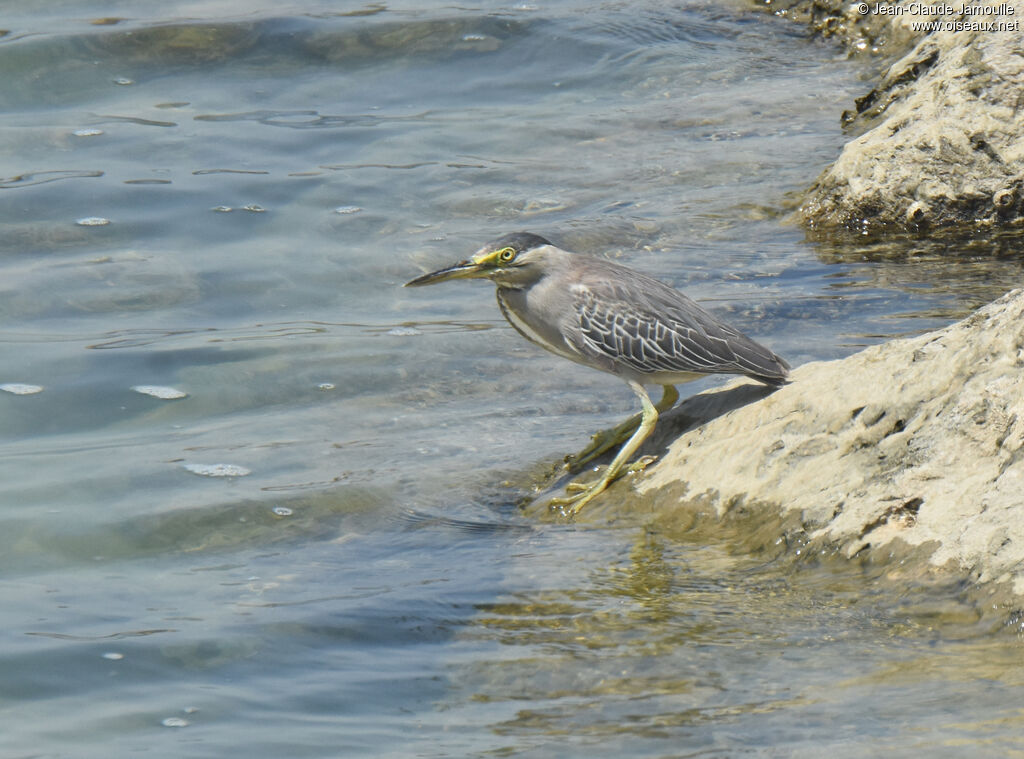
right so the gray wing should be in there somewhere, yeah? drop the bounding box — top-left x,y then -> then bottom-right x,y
569,272 -> 789,385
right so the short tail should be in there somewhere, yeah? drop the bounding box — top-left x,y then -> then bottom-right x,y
749,353 -> 790,387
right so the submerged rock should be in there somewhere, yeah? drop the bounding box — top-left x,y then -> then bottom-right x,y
758,0 -> 920,56
631,288 -> 1024,596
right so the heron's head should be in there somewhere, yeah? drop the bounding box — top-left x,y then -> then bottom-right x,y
404,232 -> 559,290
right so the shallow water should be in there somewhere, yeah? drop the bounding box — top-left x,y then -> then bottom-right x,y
2,0 -> 1024,756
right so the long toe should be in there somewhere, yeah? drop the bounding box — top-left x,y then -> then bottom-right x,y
548,480 -> 609,516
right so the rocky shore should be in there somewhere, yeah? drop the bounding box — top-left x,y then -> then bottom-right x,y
523,1 -> 1024,607
575,0 -> 1024,602
761,0 -> 1024,231
607,288 -> 1024,604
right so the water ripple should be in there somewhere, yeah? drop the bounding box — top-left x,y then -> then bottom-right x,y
393,508 -> 534,536
81,321 -> 497,349
94,114 -> 177,127
194,109 -> 432,129
26,628 -> 176,641
192,168 -> 271,175
0,170 -> 103,189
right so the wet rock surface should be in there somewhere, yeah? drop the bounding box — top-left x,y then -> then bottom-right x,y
627,288 -> 1024,597
759,0 -> 921,55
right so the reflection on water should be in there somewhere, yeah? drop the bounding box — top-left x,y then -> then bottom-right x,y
455,529 -> 1024,756
806,228 -> 1024,332
1,0 -> 1023,756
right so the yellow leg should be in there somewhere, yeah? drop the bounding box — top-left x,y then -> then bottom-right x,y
565,384 -> 678,471
550,380 -> 661,515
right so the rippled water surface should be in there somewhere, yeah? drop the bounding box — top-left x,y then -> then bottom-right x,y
3,1 -> 1024,756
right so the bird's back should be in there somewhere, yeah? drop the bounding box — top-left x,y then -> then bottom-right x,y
563,254 -> 789,386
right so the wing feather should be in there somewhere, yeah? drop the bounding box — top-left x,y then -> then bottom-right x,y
569,268 -> 788,384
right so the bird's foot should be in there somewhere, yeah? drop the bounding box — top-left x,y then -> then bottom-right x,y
547,479 -> 609,516
549,455 -> 656,516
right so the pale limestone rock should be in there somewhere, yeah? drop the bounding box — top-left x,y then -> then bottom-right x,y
760,0 -> 1024,230
632,288 -> 1024,594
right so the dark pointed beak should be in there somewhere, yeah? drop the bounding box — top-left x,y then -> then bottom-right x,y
404,260 -> 492,287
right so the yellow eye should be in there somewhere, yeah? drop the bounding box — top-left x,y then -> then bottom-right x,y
497,247 -> 516,263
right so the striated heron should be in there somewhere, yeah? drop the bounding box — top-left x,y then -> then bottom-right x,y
405,232 -> 789,514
